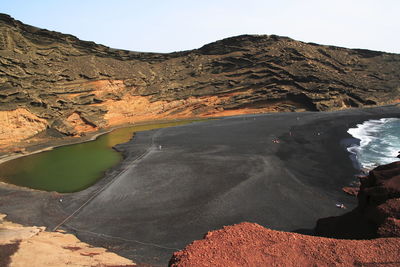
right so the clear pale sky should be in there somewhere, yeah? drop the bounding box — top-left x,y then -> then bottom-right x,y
1,0 -> 399,53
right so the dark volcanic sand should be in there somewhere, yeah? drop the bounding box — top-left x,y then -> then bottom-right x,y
0,105 -> 399,266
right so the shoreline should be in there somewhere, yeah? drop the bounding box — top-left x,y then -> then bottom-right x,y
64,106 -> 400,264
346,117 -> 400,172
0,106 -> 399,265
0,117 -> 207,166
1,104 -> 398,166
0,127 -> 114,165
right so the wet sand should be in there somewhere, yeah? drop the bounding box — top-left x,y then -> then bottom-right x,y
0,105 -> 399,266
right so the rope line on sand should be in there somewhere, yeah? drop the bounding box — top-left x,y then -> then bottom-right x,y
53,129 -> 180,251
52,132 -> 157,231
67,225 -> 180,251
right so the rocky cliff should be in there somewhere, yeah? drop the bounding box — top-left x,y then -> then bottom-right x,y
316,161 -> 400,239
1,13 -> 400,150
0,214 -> 135,267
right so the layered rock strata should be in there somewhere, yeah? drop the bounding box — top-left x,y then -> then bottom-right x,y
1,13 -> 400,150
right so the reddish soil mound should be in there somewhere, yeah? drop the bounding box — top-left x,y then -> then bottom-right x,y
317,161 -> 400,238
169,222 -> 400,267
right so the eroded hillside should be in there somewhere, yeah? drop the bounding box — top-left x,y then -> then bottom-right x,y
1,13 -> 399,149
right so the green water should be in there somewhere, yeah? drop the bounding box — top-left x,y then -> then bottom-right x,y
0,120 -> 196,193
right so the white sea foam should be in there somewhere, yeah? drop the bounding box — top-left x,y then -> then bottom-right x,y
347,118 -> 400,170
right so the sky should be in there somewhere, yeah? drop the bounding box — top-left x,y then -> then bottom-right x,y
1,0 -> 399,53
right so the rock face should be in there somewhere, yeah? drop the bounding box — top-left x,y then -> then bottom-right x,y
169,222 -> 400,267
316,161 -> 400,238
0,108 -> 48,149
0,214 -> 135,267
1,13 -> 400,150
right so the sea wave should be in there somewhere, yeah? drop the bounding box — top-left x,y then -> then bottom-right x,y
347,118 -> 400,170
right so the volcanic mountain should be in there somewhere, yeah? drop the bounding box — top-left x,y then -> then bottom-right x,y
0,13 -> 399,150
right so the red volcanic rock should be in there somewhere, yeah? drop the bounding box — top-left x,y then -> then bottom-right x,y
361,162 -> 400,204
169,222 -> 400,267
378,217 -> 400,237
342,186 -> 359,196
316,161 -> 400,238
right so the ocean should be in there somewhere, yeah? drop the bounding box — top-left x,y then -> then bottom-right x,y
347,118 -> 400,170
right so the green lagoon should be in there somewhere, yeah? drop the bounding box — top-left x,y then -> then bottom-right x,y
0,120 -> 195,193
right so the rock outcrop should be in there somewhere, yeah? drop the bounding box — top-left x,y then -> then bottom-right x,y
0,214 -> 135,267
0,108 -> 48,149
169,222 -> 400,267
316,161 -> 400,238
169,162 -> 400,266
1,13 -> 400,150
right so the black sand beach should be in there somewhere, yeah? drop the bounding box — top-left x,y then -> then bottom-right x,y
0,105 -> 399,265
